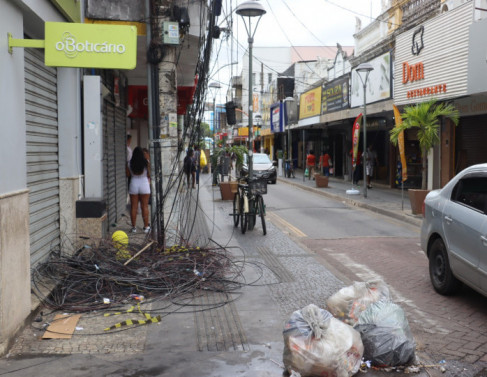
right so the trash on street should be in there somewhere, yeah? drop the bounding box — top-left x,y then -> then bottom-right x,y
326,280 -> 390,326
354,300 -> 416,367
282,304 -> 363,377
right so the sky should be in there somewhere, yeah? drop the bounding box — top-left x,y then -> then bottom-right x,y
208,0 -> 384,105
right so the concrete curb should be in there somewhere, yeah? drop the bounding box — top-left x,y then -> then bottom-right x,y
277,177 -> 423,228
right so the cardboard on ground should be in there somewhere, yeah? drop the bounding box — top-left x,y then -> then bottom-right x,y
42,314 -> 82,339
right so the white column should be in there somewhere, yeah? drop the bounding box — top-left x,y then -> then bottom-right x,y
83,75 -> 103,198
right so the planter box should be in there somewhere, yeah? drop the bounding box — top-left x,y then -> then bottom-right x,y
219,181 -> 238,200
315,174 -> 328,188
408,189 -> 429,215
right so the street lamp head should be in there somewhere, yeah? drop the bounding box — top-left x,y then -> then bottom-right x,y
236,0 -> 266,17
209,81 -> 221,99
209,82 -> 221,90
356,63 -> 374,87
356,63 -> 374,73
283,96 -> 295,102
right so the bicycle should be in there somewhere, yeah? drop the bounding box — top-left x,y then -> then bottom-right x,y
232,177 -> 266,235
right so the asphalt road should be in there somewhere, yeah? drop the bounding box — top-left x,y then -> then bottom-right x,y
265,182 -> 419,239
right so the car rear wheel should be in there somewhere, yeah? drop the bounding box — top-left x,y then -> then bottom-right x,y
429,238 -> 461,295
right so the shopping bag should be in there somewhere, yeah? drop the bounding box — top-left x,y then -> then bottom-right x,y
200,151 -> 207,168
304,168 -> 309,177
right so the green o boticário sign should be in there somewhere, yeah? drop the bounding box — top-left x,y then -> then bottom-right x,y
45,22 -> 137,69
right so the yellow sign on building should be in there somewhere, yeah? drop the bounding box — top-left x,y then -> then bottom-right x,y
45,22 -> 137,69
299,86 -> 322,119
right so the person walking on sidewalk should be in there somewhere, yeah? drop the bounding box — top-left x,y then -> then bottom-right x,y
183,148 -> 196,188
364,145 -> 379,189
194,146 -> 201,185
128,146 -> 151,233
319,150 -> 332,177
306,150 -> 316,180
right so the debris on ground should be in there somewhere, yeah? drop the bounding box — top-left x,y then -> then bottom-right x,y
324,280 -> 417,369
31,238 -> 240,312
283,304 -> 363,377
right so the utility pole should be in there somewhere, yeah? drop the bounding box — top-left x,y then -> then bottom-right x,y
157,1 -> 179,247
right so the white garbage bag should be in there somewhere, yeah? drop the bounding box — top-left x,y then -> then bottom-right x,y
283,304 -> 364,377
326,280 -> 390,326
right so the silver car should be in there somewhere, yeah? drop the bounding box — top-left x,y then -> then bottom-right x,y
240,153 -> 277,184
420,163 -> 487,297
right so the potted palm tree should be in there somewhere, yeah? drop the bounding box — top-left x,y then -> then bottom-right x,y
390,99 -> 459,214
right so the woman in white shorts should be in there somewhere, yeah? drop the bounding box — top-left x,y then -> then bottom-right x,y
128,147 -> 151,233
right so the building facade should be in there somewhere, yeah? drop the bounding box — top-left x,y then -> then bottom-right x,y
0,0 -> 211,354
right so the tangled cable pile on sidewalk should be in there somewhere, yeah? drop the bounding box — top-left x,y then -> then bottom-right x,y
32,235 -> 242,313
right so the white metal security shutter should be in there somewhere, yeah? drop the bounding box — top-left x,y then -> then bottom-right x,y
24,48 -> 60,267
114,106 -> 127,218
103,99 -> 127,230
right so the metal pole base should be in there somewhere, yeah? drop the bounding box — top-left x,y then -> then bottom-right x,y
346,188 -> 360,195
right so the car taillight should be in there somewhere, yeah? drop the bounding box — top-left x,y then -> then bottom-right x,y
422,200 -> 425,218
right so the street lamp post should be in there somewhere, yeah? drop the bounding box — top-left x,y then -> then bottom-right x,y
236,0 -> 266,182
209,81 -> 221,149
209,82 -> 220,185
283,97 -> 294,177
356,63 -> 374,198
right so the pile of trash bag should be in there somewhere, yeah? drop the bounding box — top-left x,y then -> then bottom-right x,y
283,304 -> 363,377
326,279 -> 415,367
283,280 -> 416,374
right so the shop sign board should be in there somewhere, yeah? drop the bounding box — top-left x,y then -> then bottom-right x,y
394,2 -> 472,105
45,22 -> 137,69
321,76 -> 350,114
351,52 -> 391,108
270,102 -> 288,133
299,86 -> 322,119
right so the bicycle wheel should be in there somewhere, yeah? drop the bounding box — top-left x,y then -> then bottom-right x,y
257,195 -> 266,235
240,195 -> 247,234
247,198 -> 256,231
232,192 -> 240,227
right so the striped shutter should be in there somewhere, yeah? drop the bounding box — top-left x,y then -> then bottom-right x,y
24,48 -> 60,267
103,99 -> 128,230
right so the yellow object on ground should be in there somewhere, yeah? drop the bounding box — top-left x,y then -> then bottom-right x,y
112,230 -> 131,260
112,231 -> 128,249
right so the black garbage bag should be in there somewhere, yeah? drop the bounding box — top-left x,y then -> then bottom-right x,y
354,300 -> 416,367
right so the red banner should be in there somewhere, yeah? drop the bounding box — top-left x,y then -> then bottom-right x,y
352,113 -> 363,169
127,85 -> 148,119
